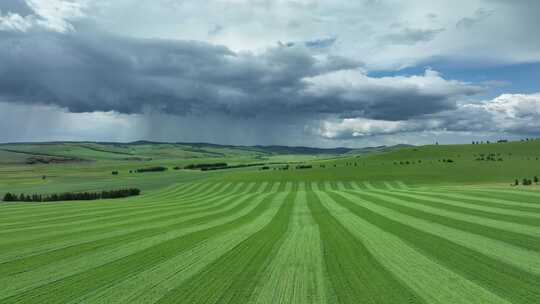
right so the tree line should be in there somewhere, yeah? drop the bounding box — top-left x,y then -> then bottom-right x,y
184,162 -> 273,171
184,163 -> 228,170
472,138 -> 539,144
514,176 -> 539,186
3,188 -> 141,202
134,166 -> 167,173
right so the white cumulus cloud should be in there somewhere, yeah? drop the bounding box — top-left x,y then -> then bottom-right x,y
318,93 -> 540,139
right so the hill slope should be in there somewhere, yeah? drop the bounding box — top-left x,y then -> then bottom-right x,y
216,141 -> 540,186
0,141 -> 410,164
1,140 -> 540,195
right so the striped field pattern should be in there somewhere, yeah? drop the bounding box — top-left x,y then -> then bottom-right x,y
1,181 -> 539,303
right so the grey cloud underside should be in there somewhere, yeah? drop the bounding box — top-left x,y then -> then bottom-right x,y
0,0 -> 33,16
0,28 -> 482,121
0,29 -> 357,116
302,91 -> 458,121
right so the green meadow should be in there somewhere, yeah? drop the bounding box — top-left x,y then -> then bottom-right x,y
1,141 -> 540,303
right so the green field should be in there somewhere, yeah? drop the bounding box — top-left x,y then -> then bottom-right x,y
1,141 -> 540,303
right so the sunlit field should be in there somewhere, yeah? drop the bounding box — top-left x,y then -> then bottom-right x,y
1,142 -> 540,303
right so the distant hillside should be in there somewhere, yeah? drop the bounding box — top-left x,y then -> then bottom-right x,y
0,141 -> 413,164
125,141 -> 414,156
3,139 -> 540,187
345,144 -> 414,155
219,140 -> 540,186
250,145 -> 352,155
358,140 -> 540,161
127,141 -> 355,155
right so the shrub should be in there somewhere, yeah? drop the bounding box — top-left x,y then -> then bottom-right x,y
136,166 -> 167,173
112,171 -> 119,175
3,193 -> 16,202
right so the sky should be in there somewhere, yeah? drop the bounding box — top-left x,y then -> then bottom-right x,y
0,0 -> 539,147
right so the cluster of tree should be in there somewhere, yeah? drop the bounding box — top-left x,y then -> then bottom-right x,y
184,163 -> 228,170
395,161 -> 410,165
200,163 -> 266,171
394,160 -> 422,165
475,153 -> 503,161
3,188 -> 141,202
295,165 -> 313,170
472,139 -> 510,144
515,177 -> 538,186
473,139 -> 540,144
136,166 -> 168,173
439,159 -> 454,163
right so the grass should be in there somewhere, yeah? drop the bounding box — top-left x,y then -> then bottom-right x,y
1,141 -> 540,303
1,179 -> 539,303
2,141 -> 540,195
213,140 -> 540,186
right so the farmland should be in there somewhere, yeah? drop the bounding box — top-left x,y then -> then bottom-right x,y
1,141 -> 540,303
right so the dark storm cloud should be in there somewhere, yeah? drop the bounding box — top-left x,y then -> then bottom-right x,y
0,28 -> 355,115
0,26 -> 481,121
300,69 -> 482,120
300,89 -> 459,121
